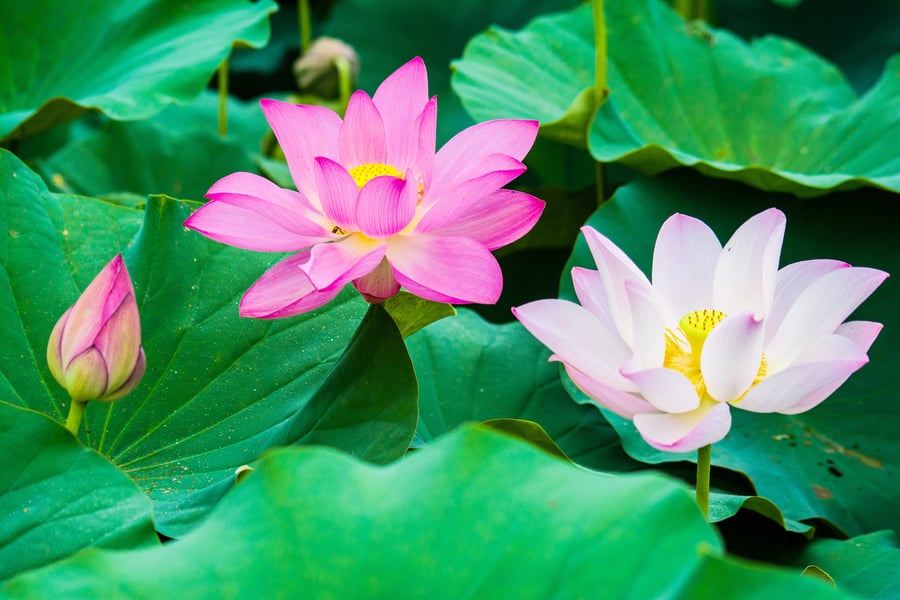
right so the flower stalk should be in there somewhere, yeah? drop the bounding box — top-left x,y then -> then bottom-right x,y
218,57 -> 229,138
592,0 -> 607,205
64,400 -> 87,437
696,444 -> 711,520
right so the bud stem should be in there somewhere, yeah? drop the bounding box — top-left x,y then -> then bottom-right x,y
592,0 -> 608,206
65,399 -> 88,437
696,444 -> 712,520
218,57 -> 229,138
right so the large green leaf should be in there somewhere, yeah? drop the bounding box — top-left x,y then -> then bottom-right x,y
790,531 -> 900,599
560,170 -> 899,537
410,309 -> 645,472
452,0 -> 900,197
0,151 -> 417,536
0,403 -> 158,582
1,426 -> 851,598
321,0 -> 580,144
0,0 -> 276,143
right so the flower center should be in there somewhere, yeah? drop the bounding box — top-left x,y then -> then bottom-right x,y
664,309 -> 766,401
348,163 -> 403,188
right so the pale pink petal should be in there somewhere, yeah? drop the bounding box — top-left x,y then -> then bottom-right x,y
313,157 -> 360,231
339,90 -> 388,167
260,99 -> 342,199
624,280 -> 666,370
835,320 -> 883,354
582,226 -> 653,347
513,300 -> 633,391
765,266 -> 888,371
61,256 -> 125,365
652,213 -> 721,328
413,157 -> 527,233
356,174 -> 417,238
737,335 -> 868,414
432,119 -> 538,192
387,235 -> 502,304
701,311 -> 765,402
302,236 -> 386,290
353,257 -> 401,302
418,189 -> 544,250
239,251 -> 345,319
561,362 -> 654,419
634,401 -> 731,452
766,259 -> 849,345
93,293 -> 141,393
372,57 -> 429,169
620,366 -> 701,414
713,208 -> 786,318
572,268 -> 613,323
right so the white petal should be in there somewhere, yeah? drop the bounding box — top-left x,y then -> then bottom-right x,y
713,208 -> 785,318
620,366 -> 701,414
766,259 -> 848,344
513,300 -> 633,391
624,280 -> 665,370
652,213 -> 721,328
765,266 -> 888,372
835,320 -> 884,354
561,363 -> 653,419
701,311 -> 765,402
633,401 -> 731,453
736,335 -> 868,414
582,226 -> 652,346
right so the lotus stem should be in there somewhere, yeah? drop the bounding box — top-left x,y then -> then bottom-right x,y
65,399 -> 87,437
299,0 -> 312,53
218,58 -> 229,138
696,444 -> 711,520
592,0 -> 607,205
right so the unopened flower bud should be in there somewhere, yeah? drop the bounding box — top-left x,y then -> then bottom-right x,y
47,254 -> 146,403
293,36 -> 360,98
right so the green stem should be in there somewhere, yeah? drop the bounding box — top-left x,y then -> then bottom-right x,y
335,56 -> 353,113
299,0 -> 312,53
592,0 -> 607,206
65,400 -> 87,437
673,0 -> 691,19
217,58 -> 229,138
696,444 -> 712,520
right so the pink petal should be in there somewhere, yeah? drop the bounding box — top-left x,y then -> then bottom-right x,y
387,235 -> 502,304
765,266 -> 888,372
372,57 -> 429,170
701,311 -> 765,402
239,251 -> 345,319
353,257 -> 401,302
620,366 -> 701,414
652,213 -> 721,328
416,189 -> 544,250
766,259 -> 849,345
633,401 -> 732,452
582,226 -> 653,347
260,99 -> 341,199
302,237 -> 386,290
561,362 -> 654,419
432,119 -> 538,193
835,320 -> 883,354
624,280 -> 665,370
713,208 -> 786,318
736,335 -> 868,414
356,174 -> 417,238
414,96 -> 437,183
188,172 -> 329,251
513,299 -> 633,391
339,90 -> 388,167
415,154 -> 527,232
314,157 -> 360,231
93,291 -> 141,393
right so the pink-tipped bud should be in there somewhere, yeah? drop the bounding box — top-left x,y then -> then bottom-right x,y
47,254 -> 146,403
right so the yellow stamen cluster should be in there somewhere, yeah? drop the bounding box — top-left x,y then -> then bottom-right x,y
664,309 -> 766,402
348,163 -> 403,188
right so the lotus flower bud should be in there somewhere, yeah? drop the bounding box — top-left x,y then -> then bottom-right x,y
292,36 -> 360,98
47,254 -> 146,403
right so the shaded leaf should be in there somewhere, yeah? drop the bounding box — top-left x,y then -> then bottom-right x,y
383,291 -> 456,338
791,531 -> 900,599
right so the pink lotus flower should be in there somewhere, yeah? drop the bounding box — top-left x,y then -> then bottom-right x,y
513,209 -> 887,453
47,254 -> 146,403
185,57 -> 544,317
